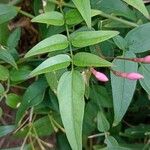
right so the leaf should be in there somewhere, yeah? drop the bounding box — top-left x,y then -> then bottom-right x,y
0,4 -> 17,24
16,116 -> 54,137
29,54 -> 71,77
125,124 -> 150,138
10,66 -> 32,82
16,79 -> 48,124
6,93 -> 21,109
0,107 -> 3,118
7,27 -> 21,48
91,0 -> 136,21
113,35 -> 127,50
25,34 -> 69,58
70,31 -> 119,48
73,52 -> 112,67
0,48 -> 17,68
104,136 -> 119,147
65,9 -> 100,25
111,51 -> 138,126
57,71 -> 85,150
123,0 -> 149,19
0,83 -> 4,95
72,0 -> 91,28
97,111 -> 110,132
0,65 -> 9,81
125,23 -> 150,53
31,11 -> 64,26
90,85 -> 113,108
139,64 -> 150,95
0,125 -> 15,138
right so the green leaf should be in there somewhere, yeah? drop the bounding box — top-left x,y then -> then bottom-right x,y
91,0 -> 136,21
125,23 -> 150,53
29,54 -> 71,77
0,65 -> 9,81
111,51 -> 138,126
31,11 -> 64,26
0,4 -> 17,24
123,0 -> 149,19
0,107 -> 3,118
16,116 -> 54,137
0,83 -> 4,95
73,52 -> 112,67
6,93 -> 21,109
113,35 -> 127,50
0,23 -> 9,45
57,71 -> 85,150
139,64 -> 150,95
72,0 -> 91,28
104,136 -> 131,150
25,34 -> 69,58
7,27 -> 21,48
71,31 -> 119,48
104,136 -> 119,147
16,79 -> 48,124
90,85 -> 113,108
65,9 -> 100,25
97,111 -> 110,132
10,66 -> 32,82
0,125 -> 15,138
0,48 -> 17,68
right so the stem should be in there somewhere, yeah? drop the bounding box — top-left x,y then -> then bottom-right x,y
29,107 -> 34,123
60,6 -> 74,70
88,133 -> 106,139
98,11 -> 138,27
32,126 -> 46,150
15,7 -> 34,18
29,135 -> 36,150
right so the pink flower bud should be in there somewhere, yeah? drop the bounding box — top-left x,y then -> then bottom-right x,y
143,55 -> 150,63
91,68 -> 109,82
111,70 -> 144,80
126,72 -> 144,80
131,55 -> 150,63
112,70 -> 144,80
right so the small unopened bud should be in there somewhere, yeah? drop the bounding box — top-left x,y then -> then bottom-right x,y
131,55 -> 150,63
112,70 -> 144,80
91,68 -> 109,82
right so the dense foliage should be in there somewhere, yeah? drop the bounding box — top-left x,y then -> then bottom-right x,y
0,0 -> 150,149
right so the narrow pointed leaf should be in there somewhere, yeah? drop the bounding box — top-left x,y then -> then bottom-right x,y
0,4 -> 17,24
31,11 -> 64,26
0,125 -> 15,138
0,48 -> 17,68
73,52 -> 112,67
30,54 -> 71,77
123,0 -> 149,19
111,51 -> 138,126
25,34 -> 68,58
71,31 -> 119,48
65,9 -> 100,25
72,0 -> 91,28
97,111 -> 110,132
16,79 -> 48,124
57,71 -> 85,150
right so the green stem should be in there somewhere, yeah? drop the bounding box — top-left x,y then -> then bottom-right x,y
15,7 -> 34,18
98,10 -> 138,27
60,6 -> 74,70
